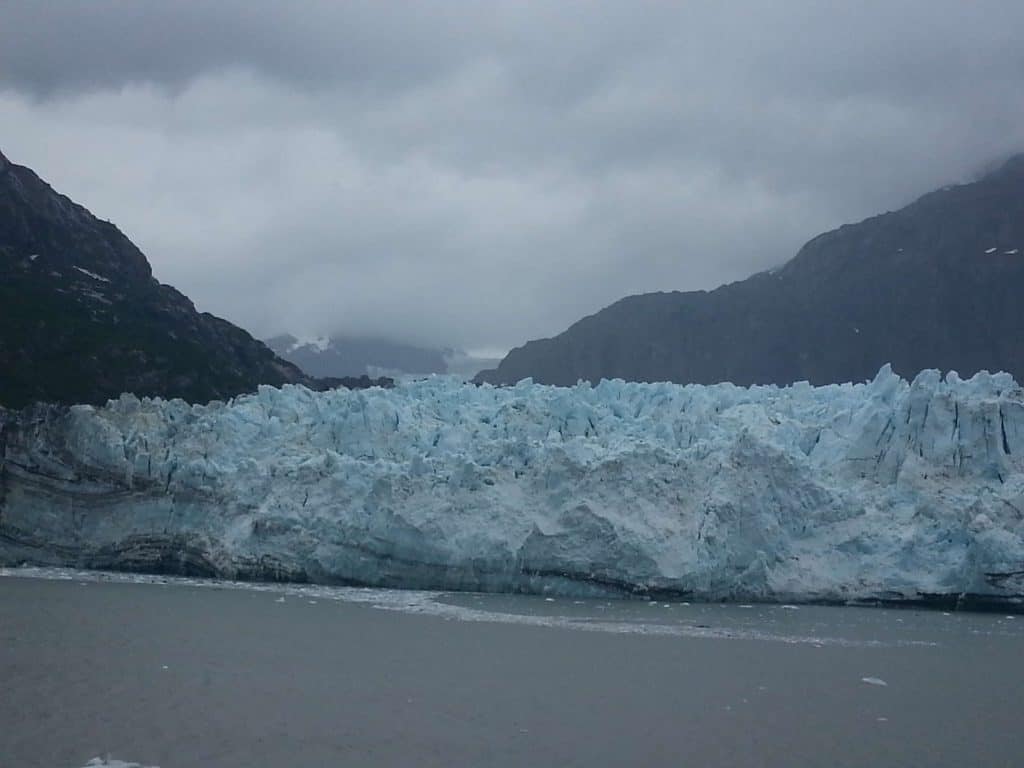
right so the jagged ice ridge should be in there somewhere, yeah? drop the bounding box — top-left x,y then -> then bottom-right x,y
2,366 -> 1023,606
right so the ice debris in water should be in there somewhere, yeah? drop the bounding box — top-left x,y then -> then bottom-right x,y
861,677 -> 888,687
2,365 -> 1023,603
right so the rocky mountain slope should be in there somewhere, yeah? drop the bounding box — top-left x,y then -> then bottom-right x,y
0,149 -> 333,408
478,155 -> 1024,386
2,368 -> 1022,607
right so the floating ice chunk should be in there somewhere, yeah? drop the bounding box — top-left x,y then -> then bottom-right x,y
84,760 -> 160,768
985,247 -> 998,254
1005,249 -> 1019,255
861,677 -> 888,686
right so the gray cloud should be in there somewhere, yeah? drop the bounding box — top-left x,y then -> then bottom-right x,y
2,2 -> 1024,353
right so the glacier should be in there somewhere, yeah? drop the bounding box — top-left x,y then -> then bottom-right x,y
1,366 -> 1023,607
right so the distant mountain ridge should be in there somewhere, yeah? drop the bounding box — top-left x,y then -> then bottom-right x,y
0,149 -> 384,408
267,334 -> 499,379
477,155 -> 1024,386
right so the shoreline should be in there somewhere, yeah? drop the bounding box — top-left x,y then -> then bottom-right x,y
3,563 -> 1022,616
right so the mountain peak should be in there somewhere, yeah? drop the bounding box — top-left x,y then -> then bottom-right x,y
992,153 -> 1024,179
973,152 -> 1024,183
0,151 -> 314,407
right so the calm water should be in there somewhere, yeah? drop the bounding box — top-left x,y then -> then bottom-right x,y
2,569 -> 1023,767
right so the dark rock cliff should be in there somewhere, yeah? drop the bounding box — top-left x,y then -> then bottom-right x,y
478,156 -> 1024,387
0,149 -> 388,407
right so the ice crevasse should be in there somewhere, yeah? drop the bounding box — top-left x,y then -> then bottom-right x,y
1,365 -> 1023,606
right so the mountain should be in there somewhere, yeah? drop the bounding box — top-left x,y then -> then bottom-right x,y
267,334 -> 500,379
0,148 -> 335,408
477,155 -> 1024,386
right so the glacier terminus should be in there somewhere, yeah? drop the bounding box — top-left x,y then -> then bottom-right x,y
1,366 -> 1023,608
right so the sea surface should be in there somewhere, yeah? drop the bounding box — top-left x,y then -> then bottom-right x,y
2,568 -> 1023,767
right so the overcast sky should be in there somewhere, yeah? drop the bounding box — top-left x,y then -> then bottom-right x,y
3,2 -> 1023,354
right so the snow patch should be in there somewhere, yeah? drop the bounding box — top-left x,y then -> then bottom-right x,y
73,266 -> 111,283
290,335 -> 331,352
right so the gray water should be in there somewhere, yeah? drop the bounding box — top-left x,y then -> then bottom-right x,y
2,570 -> 1023,767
